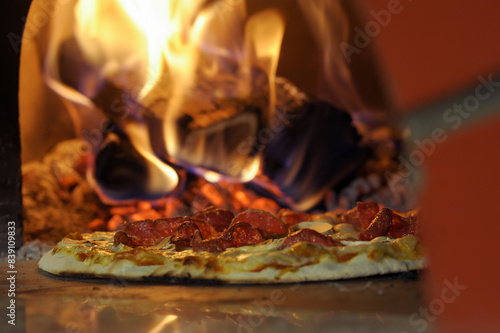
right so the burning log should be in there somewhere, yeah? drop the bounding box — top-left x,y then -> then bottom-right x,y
261,101 -> 369,210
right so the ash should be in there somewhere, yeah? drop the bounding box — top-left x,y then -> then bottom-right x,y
22,140 -> 107,243
16,239 -> 54,261
325,124 -> 418,213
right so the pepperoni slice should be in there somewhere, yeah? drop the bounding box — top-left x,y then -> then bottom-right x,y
189,218 -> 219,239
339,206 -> 361,228
113,230 -> 131,246
146,217 -> 186,237
117,217 -> 185,246
357,202 -> 380,229
278,209 -> 311,227
191,207 -> 234,233
222,222 -> 265,248
192,222 -> 265,252
358,208 -> 393,241
115,216 -> 218,247
176,221 -> 201,240
191,230 -> 225,253
231,209 -> 288,238
387,211 -> 419,238
176,219 -> 219,244
279,229 -> 341,250
339,202 -> 380,229
172,237 -> 192,251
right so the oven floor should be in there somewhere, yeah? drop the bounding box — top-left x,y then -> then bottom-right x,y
1,260 -> 429,333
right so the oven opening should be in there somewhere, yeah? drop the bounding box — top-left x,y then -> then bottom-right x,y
18,0 -> 416,248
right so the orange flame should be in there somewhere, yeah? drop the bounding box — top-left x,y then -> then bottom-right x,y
297,0 -> 364,111
42,0 -> 286,200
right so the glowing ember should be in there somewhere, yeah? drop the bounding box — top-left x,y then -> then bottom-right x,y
85,175 -> 284,232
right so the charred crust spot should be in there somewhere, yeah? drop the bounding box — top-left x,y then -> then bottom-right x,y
251,263 -> 289,273
368,249 -> 384,261
287,243 -> 327,263
182,256 -> 203,268
336,252 -> 357,263
76,252 -> 88,261
52,245 -> 61,254
205,259 -> 222,272
114,248 -> 165,266
66,232 -> 84,240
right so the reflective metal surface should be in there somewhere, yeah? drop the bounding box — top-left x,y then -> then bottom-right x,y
1,260 -> 426,333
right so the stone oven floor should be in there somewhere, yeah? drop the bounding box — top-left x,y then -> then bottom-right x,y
1,260 -> 429,332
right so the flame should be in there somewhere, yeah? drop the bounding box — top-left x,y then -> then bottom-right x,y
74,0 -> 171,100
21,0 -> 371,211
297,0 -> 364,112
42,0 -> 286,202
124,122 -> 179,195
161,3 -> 286,182
244,9 -> 285,123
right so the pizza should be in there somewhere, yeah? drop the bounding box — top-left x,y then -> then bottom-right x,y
38,202 -> 424,283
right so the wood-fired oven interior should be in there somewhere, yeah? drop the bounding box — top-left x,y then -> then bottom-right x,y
16,0 -> 416,248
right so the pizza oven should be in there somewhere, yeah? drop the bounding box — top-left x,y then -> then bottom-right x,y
18,0 -> 408,242
2,0 -> 500,332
